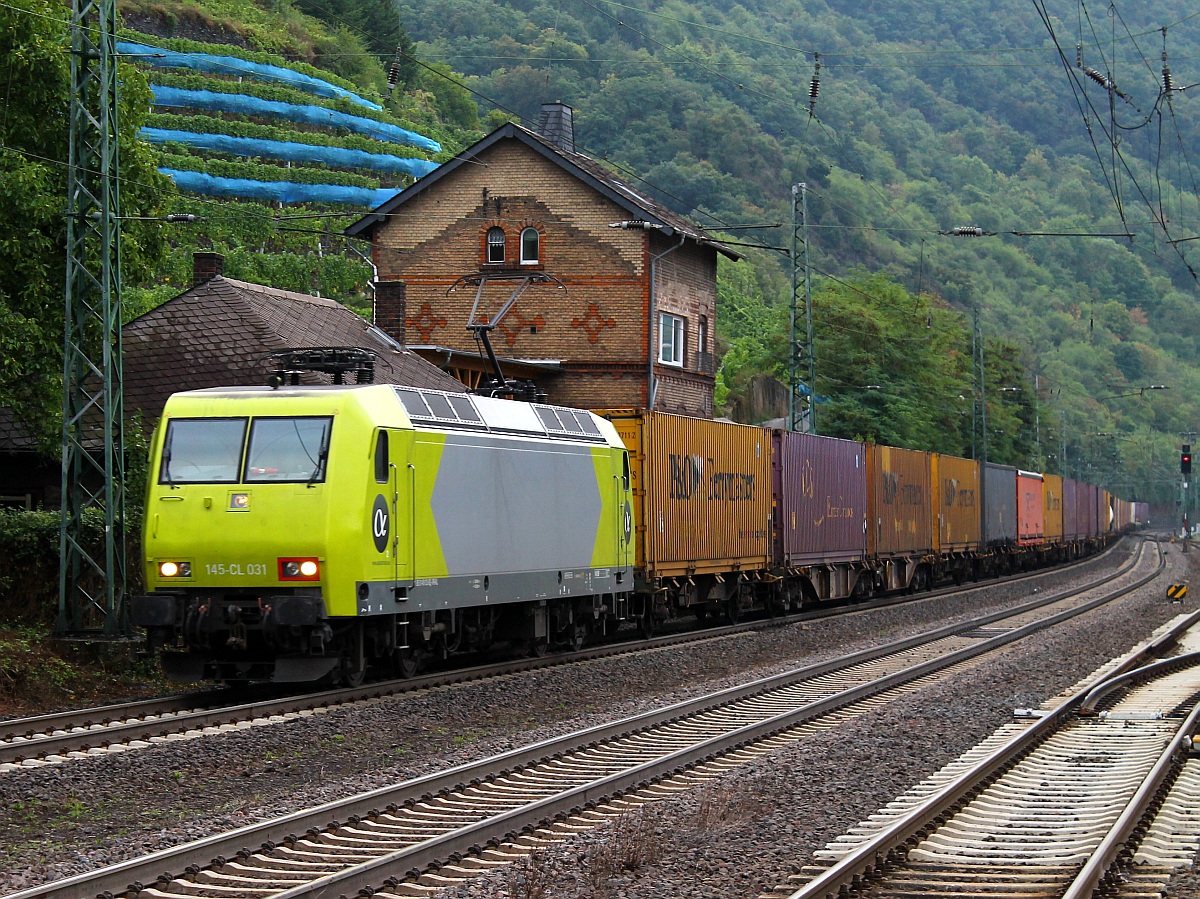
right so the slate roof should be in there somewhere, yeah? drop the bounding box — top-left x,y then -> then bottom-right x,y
345,122 -> 742,260
122,275 -> 465,423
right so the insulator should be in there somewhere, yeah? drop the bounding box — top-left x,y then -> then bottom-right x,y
809,75 -> 820,101
1076,44 -> 1083,68
954,226 -> 984,236
1163,66 -> 1173,93
1084,66 -> 1113,90
387,60 -> 401,89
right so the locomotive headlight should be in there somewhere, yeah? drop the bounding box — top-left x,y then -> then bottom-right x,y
158,561 -> 191,578
278,557 -> 321,581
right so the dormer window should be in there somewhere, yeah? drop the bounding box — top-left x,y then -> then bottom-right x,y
486,227 -> 506,264
520,227 -> 540,265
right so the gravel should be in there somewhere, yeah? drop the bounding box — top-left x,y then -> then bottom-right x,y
2,539 -> 1197,898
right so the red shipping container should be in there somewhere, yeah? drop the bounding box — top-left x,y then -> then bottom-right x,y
773,431 -> 868,566
1016,470 -> 1045,545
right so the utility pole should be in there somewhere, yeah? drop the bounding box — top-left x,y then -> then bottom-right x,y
790,183 -> 815,433
57,0 -> 128,638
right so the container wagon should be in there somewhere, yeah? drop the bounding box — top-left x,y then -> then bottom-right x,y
866,444 -> 934,591
931,453 -> 981,584
773,430 -> 868,604
597,409 -> 772,628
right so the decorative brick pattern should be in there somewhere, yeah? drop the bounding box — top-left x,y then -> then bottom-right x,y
572,302 -> 617,343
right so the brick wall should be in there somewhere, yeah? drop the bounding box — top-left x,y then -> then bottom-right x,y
372,136 -> 718,415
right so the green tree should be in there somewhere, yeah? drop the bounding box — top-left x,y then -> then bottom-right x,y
0,0 -> 170,447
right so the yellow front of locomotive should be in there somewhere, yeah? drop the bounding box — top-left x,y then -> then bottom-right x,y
137,384 -> 405,682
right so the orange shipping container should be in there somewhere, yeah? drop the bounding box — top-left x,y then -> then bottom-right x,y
596,409 -> 772,580
931,454 -> 980,553
1042,473 -> 1064,543
867,444 -> 934,556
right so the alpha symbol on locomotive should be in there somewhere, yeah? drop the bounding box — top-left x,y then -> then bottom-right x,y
372,494 -> 390,552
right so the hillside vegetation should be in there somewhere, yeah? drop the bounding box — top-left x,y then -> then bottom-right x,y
3,0 -> 1196,505
398,0 -> 1200,503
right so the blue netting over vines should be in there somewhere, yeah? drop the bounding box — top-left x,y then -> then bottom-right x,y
141,128 -> 439,177
149,85 -> 442,152
159,168 -> 403,206
119,41 -> 382,111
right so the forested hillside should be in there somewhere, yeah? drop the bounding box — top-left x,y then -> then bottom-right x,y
3,0 -> 1196,505
398,0 -> 1200,503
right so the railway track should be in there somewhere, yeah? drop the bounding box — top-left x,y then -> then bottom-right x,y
768,557 -> 1200,899
5,538 -> 1167,899
0,542 -> 1134,771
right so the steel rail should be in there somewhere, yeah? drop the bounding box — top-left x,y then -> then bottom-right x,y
1062,698 -> 1200,899
785,543 -> 1190,899
4,540 -> 1163,899
0,539 -> 1134,767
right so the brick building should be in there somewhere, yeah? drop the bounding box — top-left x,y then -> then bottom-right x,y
346,105 -> 740,417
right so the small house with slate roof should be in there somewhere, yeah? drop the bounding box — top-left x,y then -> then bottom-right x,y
121,252 -> 464,423
347,104 -> 740,418
0,253 -> 463,508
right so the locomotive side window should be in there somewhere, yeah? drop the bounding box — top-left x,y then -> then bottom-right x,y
622,451 -> 631,490
160,418 -> 246,484
244,417 -> 333,483
374,430 -> 389,483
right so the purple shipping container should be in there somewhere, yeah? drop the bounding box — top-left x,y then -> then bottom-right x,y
1063,478 -> 1082,539
982,463 -> 1018,547
1081,482 -> 1099,537
773,431 -> 868,566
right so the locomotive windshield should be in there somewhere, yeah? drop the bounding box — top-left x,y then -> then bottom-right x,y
160,418 -> 246,484
158,416 -> 333,485
244,417 -> 333,483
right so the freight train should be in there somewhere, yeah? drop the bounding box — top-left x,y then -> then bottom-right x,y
131,383 -> 1143,685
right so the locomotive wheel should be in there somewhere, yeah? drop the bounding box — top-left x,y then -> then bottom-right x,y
570,622 -> 588,652
339,652 -> 367,688
394,647 -> 419,679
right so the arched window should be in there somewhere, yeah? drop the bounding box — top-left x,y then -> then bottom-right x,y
486,227 -> 505,264
520,227 -> 540,264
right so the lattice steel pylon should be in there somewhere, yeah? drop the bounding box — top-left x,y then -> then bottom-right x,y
789,182 -> 815,433
56,0 -> 128,638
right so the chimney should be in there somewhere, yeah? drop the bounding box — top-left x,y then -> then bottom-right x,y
374,281 -> 407,345
536,102 -> 574,153
193,252 -> 224,287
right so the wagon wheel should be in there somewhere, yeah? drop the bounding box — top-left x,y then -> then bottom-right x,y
725,598 -> 741,624
637,612 -> 656,639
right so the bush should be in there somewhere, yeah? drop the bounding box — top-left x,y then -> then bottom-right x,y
0,508 -> 144,626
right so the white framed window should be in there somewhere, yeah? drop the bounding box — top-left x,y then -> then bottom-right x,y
658,312 -> 685,366
520,227 -> 540,264
486,227 -> 505,264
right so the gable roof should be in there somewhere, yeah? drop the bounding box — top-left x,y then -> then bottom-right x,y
122,275 -> 465,423
345,122 -> 741,260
